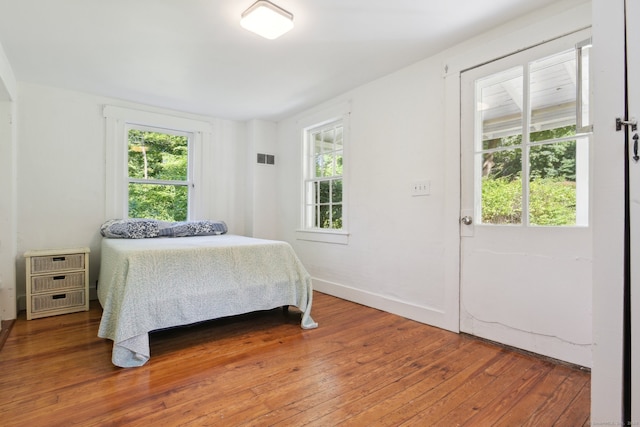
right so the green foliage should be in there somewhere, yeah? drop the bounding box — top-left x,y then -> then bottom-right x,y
529,178 -> 576,225
529,140 -> 576,181
481,177 -> 522,224
482,177 -> 576,226
481,125 -> 579,226
128,184 -> 188,222
128,129 -> 188,180
317,179 -> 343,229
485,125 -> 577,182
127,129 -> 189,221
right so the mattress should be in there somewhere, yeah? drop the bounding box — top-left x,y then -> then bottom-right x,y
97,234 -> 317,367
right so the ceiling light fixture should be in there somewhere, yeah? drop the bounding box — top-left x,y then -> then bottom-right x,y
240,0 -> 294,40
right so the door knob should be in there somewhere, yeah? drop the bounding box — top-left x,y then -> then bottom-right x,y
461,216 -> 473,225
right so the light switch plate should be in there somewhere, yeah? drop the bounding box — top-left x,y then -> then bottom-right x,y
411,180 -> 430,196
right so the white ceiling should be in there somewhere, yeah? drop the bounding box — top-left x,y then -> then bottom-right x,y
0,0 -> 570,121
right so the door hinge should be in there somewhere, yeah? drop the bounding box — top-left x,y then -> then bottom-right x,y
616,117 -> 637,131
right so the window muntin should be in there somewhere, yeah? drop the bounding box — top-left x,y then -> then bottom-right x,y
474,43 -> 591,227
304,120 -> 344,230
127,126 -> 192,221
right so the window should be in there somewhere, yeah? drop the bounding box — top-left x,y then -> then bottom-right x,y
474,40 -> 591,226
103,105 -> 212,222
304,120 -> 344,230
127,126 -> 192,221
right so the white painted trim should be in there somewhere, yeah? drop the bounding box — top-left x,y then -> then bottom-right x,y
103,105 -> 213,132
591,0 -> 626,422
297,100 -> 352,236
103,105 -> 213,220
313,278 -> 455,332
295,229 -> 349,245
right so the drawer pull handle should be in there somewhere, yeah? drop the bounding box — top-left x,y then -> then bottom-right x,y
53,275 -> 66,280
52,294 -> 66,300
52,257 -> 66,262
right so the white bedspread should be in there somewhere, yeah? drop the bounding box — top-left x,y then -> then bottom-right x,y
97,235 -> 317,367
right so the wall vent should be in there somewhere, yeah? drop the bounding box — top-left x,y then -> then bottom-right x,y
257,153 -> 275,165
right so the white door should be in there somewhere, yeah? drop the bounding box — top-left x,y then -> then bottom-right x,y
460,29 -> 593,367
626,0 -> 640,420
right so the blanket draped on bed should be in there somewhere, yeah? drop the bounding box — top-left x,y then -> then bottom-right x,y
97,235 -> 317,367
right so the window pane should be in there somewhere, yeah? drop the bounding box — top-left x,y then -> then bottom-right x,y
315,155 -> 324,178
335,151 -> 343,175
314,132 -> 323,156
477,66 -> 523,148
529,140 -> 577,226
325,154 -> 336,176
319,205 -> 331,229
480,148 -> 522,225
335,126 -> 343,148
319,181 -> 330,203
332,204 -> 343,229
529,50 -> 576,136
128,129 -> 188,181
128,183 -> 188,222
332,179 -> 342,203
322,128 -> 335,148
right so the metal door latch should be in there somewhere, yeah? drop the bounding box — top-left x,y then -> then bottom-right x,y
616,117 -> 638,131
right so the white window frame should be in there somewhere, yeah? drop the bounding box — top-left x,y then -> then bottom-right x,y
103,105 -> 211,220
471,39 -> 592,228
296,102 -> 350,245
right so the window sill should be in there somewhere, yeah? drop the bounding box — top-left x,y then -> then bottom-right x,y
296,229 -> 349,245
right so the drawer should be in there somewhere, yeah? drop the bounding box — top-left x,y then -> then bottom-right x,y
31,290 -> 86,313
30,253 -> 85,274
31,271 -> 85,293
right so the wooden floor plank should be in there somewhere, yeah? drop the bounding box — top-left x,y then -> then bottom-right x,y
0,292 -> 590,426
495,364 -> 591,427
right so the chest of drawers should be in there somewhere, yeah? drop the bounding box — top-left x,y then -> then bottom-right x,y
24,248 -> 90,320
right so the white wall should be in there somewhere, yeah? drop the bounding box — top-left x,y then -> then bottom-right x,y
276,0 -> 593,357
277,57 -> 456,330
245,119 -> 278,240
14,83 -> 247,308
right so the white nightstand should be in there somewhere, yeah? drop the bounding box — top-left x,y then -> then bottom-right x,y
24,247 -> 90,320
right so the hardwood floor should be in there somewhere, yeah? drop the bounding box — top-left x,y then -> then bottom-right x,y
0,292 -> 590,426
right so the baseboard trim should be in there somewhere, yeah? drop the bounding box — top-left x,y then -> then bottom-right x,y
312,278 -> 457,333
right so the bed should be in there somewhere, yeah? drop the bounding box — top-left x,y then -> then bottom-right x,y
97,220 -> 317,368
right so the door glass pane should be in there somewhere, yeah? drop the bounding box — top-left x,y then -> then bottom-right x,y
477,66 -> 523,149
529,140 -> 577,226
579,45 -> 591,129
529,50 -> 576,136
479,148 -> 522,225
